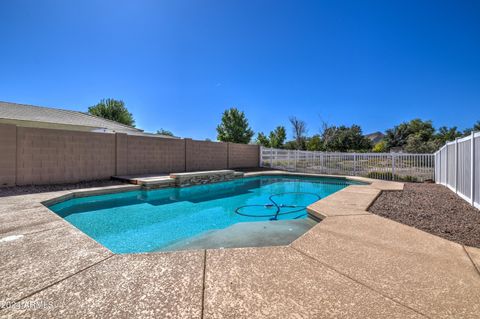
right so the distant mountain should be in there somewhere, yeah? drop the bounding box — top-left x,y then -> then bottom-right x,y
365,131 -> 385,144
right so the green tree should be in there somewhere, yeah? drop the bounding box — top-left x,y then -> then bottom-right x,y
475,121 -> 480,131
88,98 -> 135,127
384,119 -> 435,151
156,128 -> 174,137
463,120 -> 480,136
404,135 -> 439,153
435,126 -> 462,145
269,126 -> 287,148
283,140 -> 298,150
306,134 -> 323,151
216,107 -> 254,144
255,132 -> 270,147
321,125 -> 372,152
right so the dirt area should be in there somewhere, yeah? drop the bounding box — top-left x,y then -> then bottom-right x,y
369,183 -> 480,248
0,179 -> 124,198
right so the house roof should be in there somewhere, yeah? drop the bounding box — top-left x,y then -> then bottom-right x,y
0,101 -> 143,134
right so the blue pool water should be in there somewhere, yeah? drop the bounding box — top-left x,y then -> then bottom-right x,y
49,175 -> 364,253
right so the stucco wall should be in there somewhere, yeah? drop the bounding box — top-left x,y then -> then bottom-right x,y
0,123 -> 260,186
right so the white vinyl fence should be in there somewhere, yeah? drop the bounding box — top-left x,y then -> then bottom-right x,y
435,132 -> 480,209
260,147 -> 435,182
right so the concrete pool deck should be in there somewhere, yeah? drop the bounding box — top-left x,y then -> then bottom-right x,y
1,171 -> 479,318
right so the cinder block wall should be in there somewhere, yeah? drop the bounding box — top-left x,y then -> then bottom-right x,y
0,124 -> 17,186
115,133 -> 128,176
125,135 -> 186,175
228,142 -> 260,168
0,123 -> 260,186
186,139 -> 228,171
16,127 -> 116,185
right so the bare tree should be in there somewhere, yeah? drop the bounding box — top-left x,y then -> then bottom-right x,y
289,116 -> 307,149
319,119 -> 334,145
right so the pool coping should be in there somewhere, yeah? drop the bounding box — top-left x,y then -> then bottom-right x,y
40,170 -> 374,208
1,171 -> 480,318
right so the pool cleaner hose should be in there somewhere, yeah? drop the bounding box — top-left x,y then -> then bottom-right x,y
234,192 -> 321,221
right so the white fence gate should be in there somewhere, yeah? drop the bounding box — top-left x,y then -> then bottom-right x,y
434,132 -> 480,209
260,147 -> 435,182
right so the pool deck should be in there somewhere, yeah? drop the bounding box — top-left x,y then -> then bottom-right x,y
1,171 -> 479,318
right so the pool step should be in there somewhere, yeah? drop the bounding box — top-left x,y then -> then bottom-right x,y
158,218 -> 318,252
113,175 -> 175,189
113,170 -> 245,189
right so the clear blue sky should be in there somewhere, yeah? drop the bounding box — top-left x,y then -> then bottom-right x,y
1,0 -> 479,140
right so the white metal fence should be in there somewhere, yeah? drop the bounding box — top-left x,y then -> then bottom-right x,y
434,132 -> 480,209
260,147 -> 435,182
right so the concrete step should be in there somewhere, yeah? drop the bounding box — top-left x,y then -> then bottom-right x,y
112,174 -> 175,189
113,170 -> 245,189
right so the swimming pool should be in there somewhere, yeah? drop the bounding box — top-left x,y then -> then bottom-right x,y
49,175 -> 364,253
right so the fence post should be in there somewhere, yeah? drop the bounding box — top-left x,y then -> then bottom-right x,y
445,146 -> 448,186
320,152 -> 323,173
455,138 -> 459,193
471,132 -> 475,205
294,150 -> 298,172
353,153 -> 357,176
323,152 -> 326,174
275,148 -> 278,169
438,151 -> 441,183
313,151 -> 316,172
441,150 -> 444,184
270,147 -> 274,168
259,146 -> 263,168
287,150 -> 290,169
437,151 -> 440,183
391,154 -> 396,181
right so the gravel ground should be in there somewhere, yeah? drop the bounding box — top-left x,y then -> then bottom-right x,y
0,179 -> 124,198
369,183 -> 480,247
